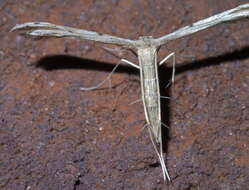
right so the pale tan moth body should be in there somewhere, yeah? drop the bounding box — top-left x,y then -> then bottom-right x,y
137,39 -> 160,141
136,39 -> 169,179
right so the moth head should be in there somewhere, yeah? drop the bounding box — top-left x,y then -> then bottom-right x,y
137,36 -> 155,47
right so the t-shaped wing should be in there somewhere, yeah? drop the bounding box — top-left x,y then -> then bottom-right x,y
11,22 -> 135,48
155,4 -> 249,46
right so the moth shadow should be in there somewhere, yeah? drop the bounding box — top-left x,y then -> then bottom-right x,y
158,66 -> 172,152
176,45 -> 249,74
34,54 -> 139,75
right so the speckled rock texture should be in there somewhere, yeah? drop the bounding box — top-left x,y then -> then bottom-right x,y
1,0 -> 249,189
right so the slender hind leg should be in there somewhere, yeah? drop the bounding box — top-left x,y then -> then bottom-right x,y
160,96 -> 172,100
161,122 -> 169,129
129,98 -> 142,105
80,61 -> 121,91
159,52 -> 175,88
80,59 -> 139,91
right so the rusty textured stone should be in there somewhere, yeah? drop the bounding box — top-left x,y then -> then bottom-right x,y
1,0 -> 249,189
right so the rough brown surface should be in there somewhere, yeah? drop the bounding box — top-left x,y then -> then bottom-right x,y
1,0 -> 249,189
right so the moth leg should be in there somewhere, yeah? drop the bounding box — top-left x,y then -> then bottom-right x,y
129,98 -> 142,105
121,59 -> 140,69
101,46 -> 125,59
80,58 -> 139,91
80,61 -> 121,91
101,46 -> 139,69
160,96 -> 172,100
159,140 -> 170,181
141,123 -> 149,131
161,122 -> 169,128
101,47 -> 139,69
159,52 -> 175,88
159,52 -> 175,66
